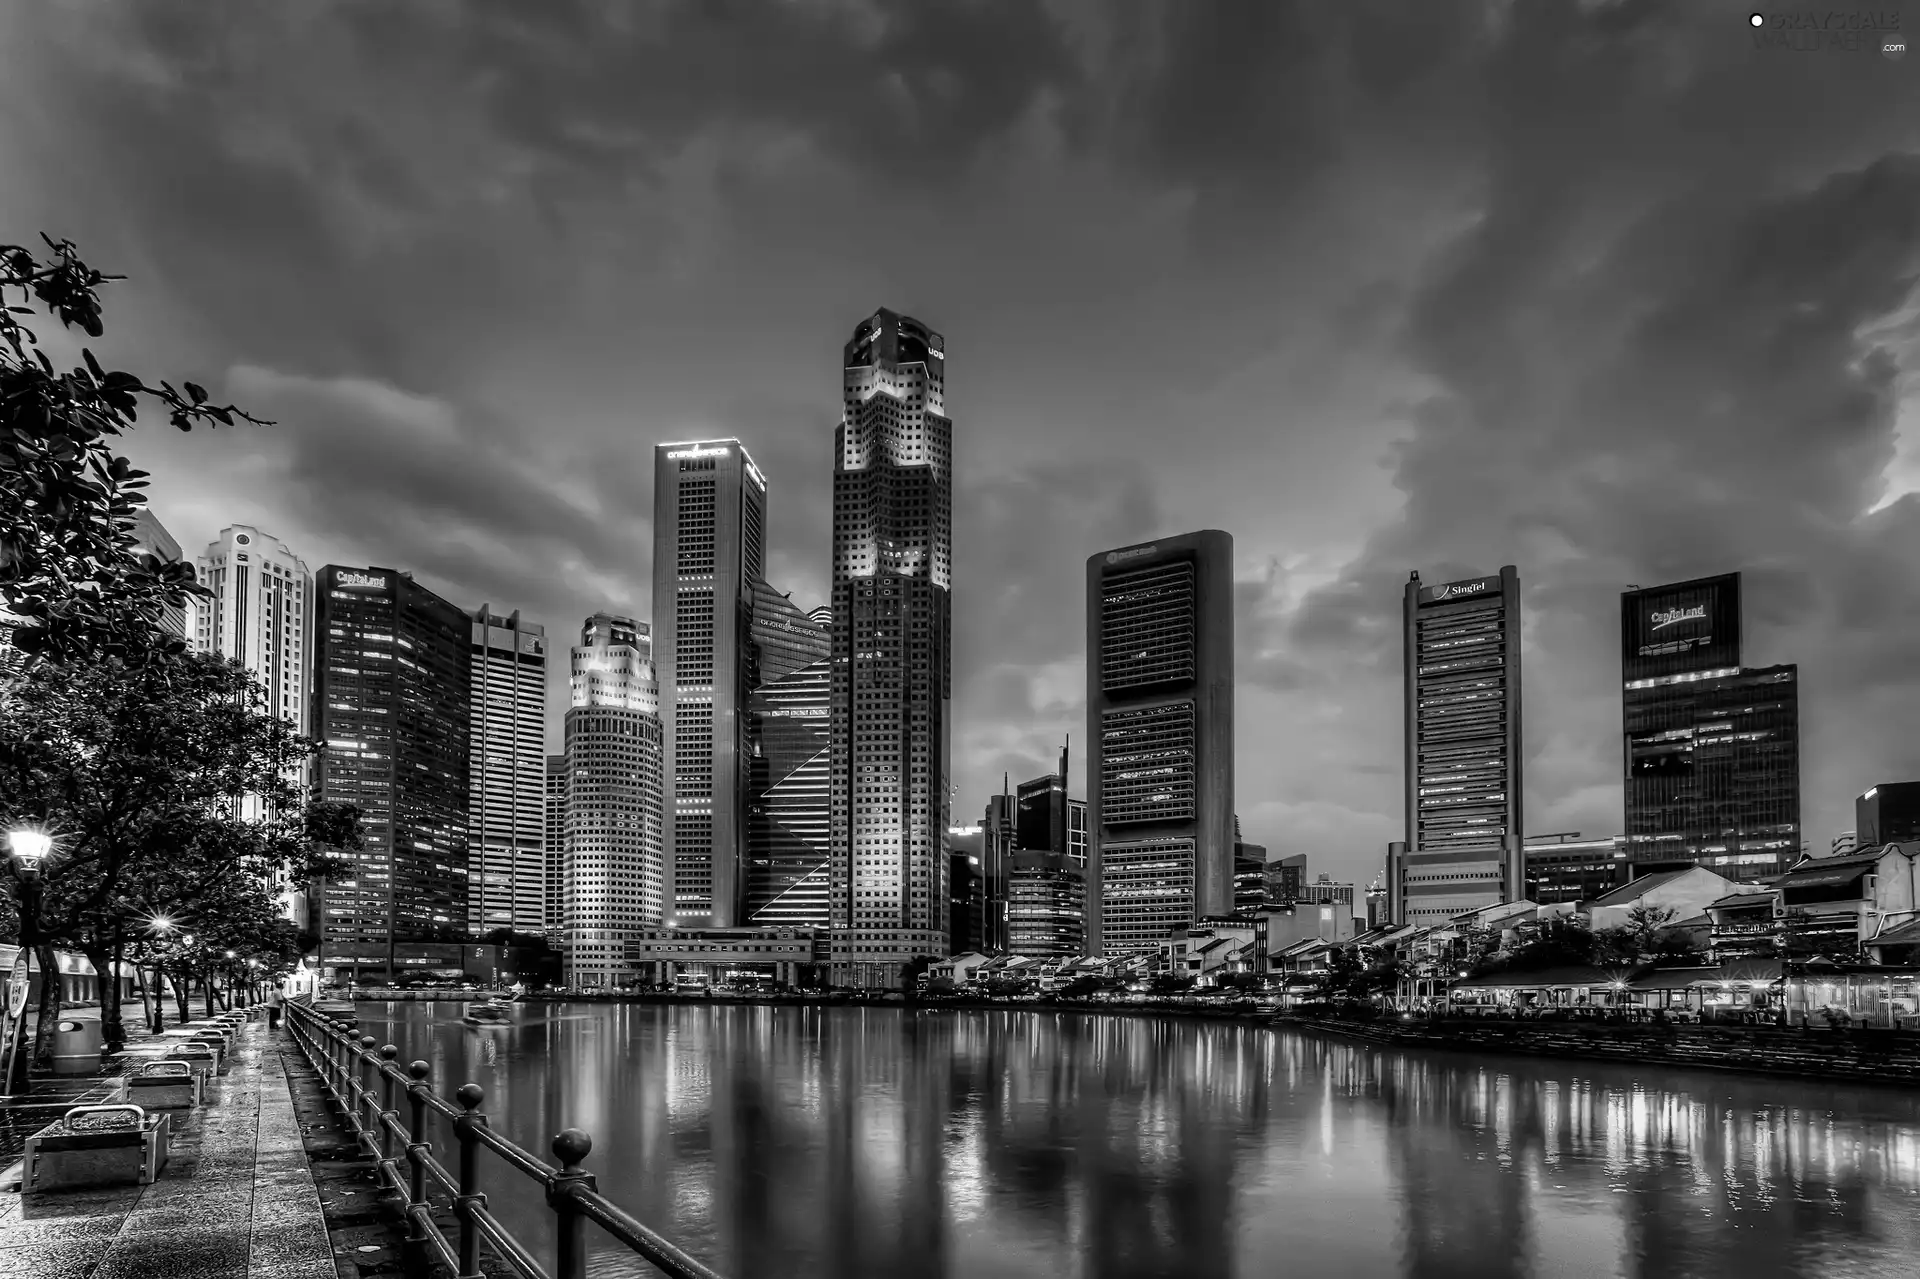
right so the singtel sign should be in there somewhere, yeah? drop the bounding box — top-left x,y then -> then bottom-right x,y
1422,576 -> 1498,604
667,445 -> 731,460
1105,545 -> 1158,566
1649,604 -> 1707,632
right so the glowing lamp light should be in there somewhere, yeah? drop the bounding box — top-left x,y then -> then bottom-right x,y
7,829 -> 52,870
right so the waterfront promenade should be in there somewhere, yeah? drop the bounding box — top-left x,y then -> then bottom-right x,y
0,1020 -> 334,1279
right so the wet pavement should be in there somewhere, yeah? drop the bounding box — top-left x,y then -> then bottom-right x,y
0,1021 -> 334,1279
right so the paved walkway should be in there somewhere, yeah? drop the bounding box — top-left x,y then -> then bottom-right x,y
0,1021 -> 335,1279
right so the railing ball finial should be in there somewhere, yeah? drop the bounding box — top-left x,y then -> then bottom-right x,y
456,1083 -> 485,1110
553,1127 -> 592,1171
381,1044 -> 400,1061
359,1035 -> 378,1051
409,1059 -> 431,1082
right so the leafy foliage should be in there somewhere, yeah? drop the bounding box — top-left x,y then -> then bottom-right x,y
1,235 -> 269,664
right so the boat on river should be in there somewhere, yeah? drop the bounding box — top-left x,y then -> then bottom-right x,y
463,1000 -> 514,1026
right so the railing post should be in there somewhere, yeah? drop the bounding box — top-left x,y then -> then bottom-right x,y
403,1060 -> 434,1272
454,1084 -> 488,1279
548,1128 -> 598,1279
379,1045 -> 400,1167
356,1036 -> 379,1139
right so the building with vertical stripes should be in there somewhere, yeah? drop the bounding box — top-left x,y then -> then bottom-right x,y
828,308 -> 954,987
653,441 -> 767,930
1390,565 -> 1525,928
563,612 -> 664,986
192,525 -> 311,735
1085,531 -> 1236,956
466,605 -> 548,936
745,585 -> 832,927
310,566 -> 470,982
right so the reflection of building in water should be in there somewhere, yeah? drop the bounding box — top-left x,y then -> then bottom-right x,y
1379,1062 -> 1532,1279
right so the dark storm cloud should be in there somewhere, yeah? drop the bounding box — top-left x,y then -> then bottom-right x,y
7,0 -> 1920,882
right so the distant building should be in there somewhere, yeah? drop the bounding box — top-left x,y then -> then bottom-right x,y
654,439 -> 767,929
1523,833 -> 1628,905
1232,849 -> 1267,915
1857,783 -> 1920,847
563,613 -> 664,987
1622,573 -> 1800,881
544,754 -> 568,937
1086,530 -> 1236,956
827,308 -> 954,985
745,584 -> 832,927
467,606 -> 548,937
947,834 -> 986,957
131,509 -> 189,639
981,788 -> 1016,952
1832,832 -> 1859,857
311,566 -> 471,982
1006,852 -> 1086,957
1392,565 -> 1524,928
1267,853 -> 1308,903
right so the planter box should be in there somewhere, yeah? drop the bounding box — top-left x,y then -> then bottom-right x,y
121,1060 -> 201,1110
24,1105 -> 171,1192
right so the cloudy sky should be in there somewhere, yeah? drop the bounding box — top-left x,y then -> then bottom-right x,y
4,1 -> 1918,888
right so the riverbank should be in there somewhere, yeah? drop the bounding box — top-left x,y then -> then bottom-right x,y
1283,1014 -> 1920,1086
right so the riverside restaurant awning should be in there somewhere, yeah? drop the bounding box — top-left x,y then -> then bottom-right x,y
1448,966 -> 1625,1006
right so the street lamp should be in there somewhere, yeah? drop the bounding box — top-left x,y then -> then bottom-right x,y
5,829 -> 53,1096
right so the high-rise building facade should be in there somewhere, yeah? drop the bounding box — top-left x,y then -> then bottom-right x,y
1622,573 -> 1799,880
564,613 -> 664,986
1085,531 -> 1236,956
745,586 -> 833,927
193,525 -> 311,733
1390,566 -> 1524,928
545,753 -> 568,936
1858,782 -> 1920,847
131,509 -> 188,639
653,440 -> 767,930
828,308 -> 954,986
467,606 -> 547,937
1006,853 -> 1086,958
1523,833 -> 1628,904
947,825 -> 986,955
310,567 -> 470,981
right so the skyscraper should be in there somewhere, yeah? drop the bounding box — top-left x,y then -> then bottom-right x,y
1858,783 -> 1920,847
467,606 -> 548,937
311,567 -> 470,982
653,440 -> 767,929
545,753 -> 568,937
1391,566 -> 1524,928
828,308 -> 954,986
192,525 -> 311,733
1622,573 -> 1800,880
130,509 -> 188,639
564,613 -> 664,987
1085,531 -> 1235,956
746,585 -> 833,927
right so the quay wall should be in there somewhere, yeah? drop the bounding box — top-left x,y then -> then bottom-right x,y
1282,1016 -> 1920,1086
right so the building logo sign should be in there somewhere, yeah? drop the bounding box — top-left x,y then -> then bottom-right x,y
1649,604 -> 1707,632
667,445 -> 731,460
1106,545 -> 1158,566
1421,576 -> 1498,605
335,571 -> 387,589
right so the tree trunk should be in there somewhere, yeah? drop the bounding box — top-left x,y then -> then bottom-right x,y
171,970 -> 190,1023
203,974 -> 217,1017
30,944 -> 63,1071
80,941 -> 124,1056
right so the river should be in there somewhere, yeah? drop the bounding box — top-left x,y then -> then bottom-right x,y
354,1001 -> 1920,1279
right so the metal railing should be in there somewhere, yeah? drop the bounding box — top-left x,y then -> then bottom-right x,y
285,1000 -> 726,1279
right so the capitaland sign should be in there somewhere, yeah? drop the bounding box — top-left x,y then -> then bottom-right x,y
1421,576 -> 1498,604
335,571 -> 387,589
1649,604 -> 1708,632
667,444 -> 732,460
1105,545 -> 1158,566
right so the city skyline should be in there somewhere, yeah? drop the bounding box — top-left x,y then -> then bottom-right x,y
8,4 -> 1920,893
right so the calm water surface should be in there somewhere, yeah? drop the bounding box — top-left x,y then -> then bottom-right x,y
356,1001 -> 1920,1279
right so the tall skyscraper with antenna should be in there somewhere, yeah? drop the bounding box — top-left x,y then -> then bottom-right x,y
827,308 -> 953,987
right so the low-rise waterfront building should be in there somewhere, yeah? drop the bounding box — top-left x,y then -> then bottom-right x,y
627,927 -> 824,988
1586,865 -> 1738,934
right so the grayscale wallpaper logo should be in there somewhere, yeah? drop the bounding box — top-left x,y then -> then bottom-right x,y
1749,10 -> 1906,57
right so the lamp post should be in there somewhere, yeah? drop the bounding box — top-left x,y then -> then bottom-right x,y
5,829 -> 53,1095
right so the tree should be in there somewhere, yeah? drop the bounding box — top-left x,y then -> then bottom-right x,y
0,649 -> 360,1056
1622,902 -> 1679,956
2,236 -> 267,666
